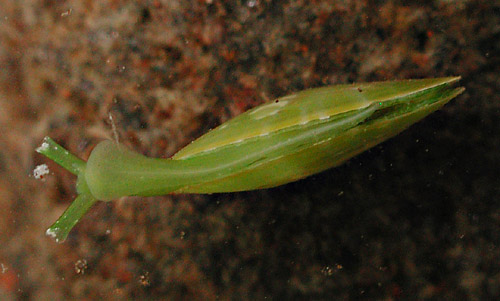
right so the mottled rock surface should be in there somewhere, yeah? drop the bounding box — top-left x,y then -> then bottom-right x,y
0,0 -> 498,299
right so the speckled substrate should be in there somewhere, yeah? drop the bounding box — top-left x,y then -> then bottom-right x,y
0,0 -> 498,299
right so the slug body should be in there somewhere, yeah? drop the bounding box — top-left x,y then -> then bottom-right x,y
38,77 -> 464,241
85,77 -> 463,199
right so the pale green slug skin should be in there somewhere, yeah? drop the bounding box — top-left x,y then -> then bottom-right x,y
84,77 -> 462,200
176,86 -> 464,193
85,105 -> 376,200
173,77 -> 460,160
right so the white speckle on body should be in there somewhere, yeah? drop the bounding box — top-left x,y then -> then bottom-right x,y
279,94 -> 297,102
33,164 -> 49,180
312,137 -> 333,147
249,100 -> 289,119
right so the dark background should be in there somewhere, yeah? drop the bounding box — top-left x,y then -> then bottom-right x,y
0,0 -> 498,299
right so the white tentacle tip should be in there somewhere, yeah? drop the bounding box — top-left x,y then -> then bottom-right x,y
46,227 -> 61,243
36,139 -> 50,153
